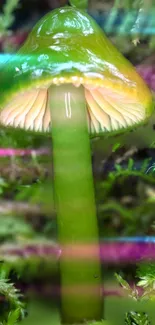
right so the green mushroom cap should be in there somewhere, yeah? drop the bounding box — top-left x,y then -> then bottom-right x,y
0,6 -> 153,135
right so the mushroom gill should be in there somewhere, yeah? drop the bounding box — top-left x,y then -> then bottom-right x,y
0,83 -> 145,134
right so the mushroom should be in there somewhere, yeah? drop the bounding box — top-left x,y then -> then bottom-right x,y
0,5 -> 153,324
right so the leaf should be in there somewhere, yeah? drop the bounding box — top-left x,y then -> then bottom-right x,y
137,279 -> 149,288
125,311 -> 151,325
115,164 -> 122,172
115,273 -> 131,291
6,309 -> 20,325
0,263 -> 26,325
128,158 -> 134,171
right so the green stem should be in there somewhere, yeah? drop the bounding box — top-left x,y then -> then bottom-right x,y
48,84 -> 102,324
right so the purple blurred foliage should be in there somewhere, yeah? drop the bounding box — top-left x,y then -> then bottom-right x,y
136,56 -> 155,91
100,241 -> 155,264
1,241 -> 155,264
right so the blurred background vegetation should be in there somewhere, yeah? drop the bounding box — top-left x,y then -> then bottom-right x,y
0,1 -> 155,324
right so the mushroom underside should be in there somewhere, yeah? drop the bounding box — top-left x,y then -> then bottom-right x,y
0,83 -> 145,134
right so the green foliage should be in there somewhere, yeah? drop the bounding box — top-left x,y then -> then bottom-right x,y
0,263 -> 26,325
115,273 -> 139,301
116,263 -> 155,302
137,263 -> 155,287
97,158 -> 153,201
97,158 -> 155,236
85,320 -> 110,325
0,178 -> 9,195
125,311 -> 151,325
136,263 -> 155,300
0,215 -> 34,242
3,309 -> 21,325
0,0 -> 20,37
0,128 -> 50,150
15,181 -> 54,214
115,273 -> 151,324
1,253 -> 58,281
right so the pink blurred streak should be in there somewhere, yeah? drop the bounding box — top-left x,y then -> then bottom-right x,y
0,148 -> 50,157
17,283 -> 130,298
18,282 -> 143,299
61,241 -> 155,263
1,241 -> 155,264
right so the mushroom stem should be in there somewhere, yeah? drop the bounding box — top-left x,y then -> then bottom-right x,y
48,84 -> 103,324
